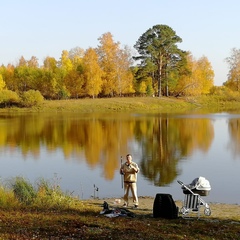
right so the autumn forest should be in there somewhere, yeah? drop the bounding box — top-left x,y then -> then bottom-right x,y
0,24 -> 239,107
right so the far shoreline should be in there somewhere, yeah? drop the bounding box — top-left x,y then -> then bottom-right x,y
1,96 -> 240,114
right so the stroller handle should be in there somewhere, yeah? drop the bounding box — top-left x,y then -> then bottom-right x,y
177,180 -> 184,185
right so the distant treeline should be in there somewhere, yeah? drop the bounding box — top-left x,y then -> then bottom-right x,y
1,24 -> 238,106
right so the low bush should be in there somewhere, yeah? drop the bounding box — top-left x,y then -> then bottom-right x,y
10,177 -> 37,205
0,90 -> 20,107
21,90 -> 44,107
3,176 -> 80,210
0,185 -> 20,209
34,178 -> 76,210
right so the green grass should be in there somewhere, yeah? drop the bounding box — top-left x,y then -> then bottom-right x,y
1,95 -> 240,114
0,176 -> 80,211
0,97 -> 196,113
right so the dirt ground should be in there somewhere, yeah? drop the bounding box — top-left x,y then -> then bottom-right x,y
86,196 -> 240,220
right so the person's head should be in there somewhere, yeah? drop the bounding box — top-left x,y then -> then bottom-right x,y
126,154 -> 132,163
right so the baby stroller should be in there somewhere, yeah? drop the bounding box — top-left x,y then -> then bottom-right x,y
177,177 -> 211,219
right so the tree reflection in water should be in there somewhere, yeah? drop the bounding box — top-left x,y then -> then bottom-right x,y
0,112 -> 240,204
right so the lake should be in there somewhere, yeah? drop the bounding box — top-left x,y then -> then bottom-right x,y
0,111 -> 239,204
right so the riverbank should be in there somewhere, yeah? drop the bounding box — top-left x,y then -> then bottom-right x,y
2,95 -> 240,114
87,196 -> 240,221
0,177 -> 239,239
0,196 -> 239,239
0,97 -> 198,113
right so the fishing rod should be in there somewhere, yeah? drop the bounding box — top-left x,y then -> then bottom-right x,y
121,156 -> 123,189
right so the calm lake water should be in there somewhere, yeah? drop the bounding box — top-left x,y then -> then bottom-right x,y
0,111 -> 240,204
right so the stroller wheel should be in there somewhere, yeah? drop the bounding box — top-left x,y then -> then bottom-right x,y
204,207 -> 211,216
181,207 -> 188,215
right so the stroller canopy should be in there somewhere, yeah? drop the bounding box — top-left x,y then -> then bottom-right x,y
182,176 -> 211,191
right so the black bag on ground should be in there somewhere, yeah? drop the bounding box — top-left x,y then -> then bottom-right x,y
153,193 -> 178,219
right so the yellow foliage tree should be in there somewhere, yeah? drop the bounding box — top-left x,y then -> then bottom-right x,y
196,56 -> 214,94
97,32 -> 119,96
83,48 -> 103,98
43,57 -> 58,71
64,70 -> 84,98
59,50 -> 73,73
138,81 -> 147,95
176,53 -> 214,96
0,74 -> 6,90
97,32 -> 134,96
1,64 -> 16,92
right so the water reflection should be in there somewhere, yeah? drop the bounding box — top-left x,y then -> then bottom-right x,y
228,118 -> 240,158
0,112 -> 240,203
139,116 -> 214,186
0,112 -> 214,183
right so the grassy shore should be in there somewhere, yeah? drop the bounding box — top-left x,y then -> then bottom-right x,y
2,95 -> 240,114
0,197 -> 239,239
0,178 -> 239,239
0,97 -> 197,113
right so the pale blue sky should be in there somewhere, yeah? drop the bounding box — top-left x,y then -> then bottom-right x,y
1,0 -> 240,86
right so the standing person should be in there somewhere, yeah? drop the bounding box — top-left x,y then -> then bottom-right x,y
120,154 -> 140,208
